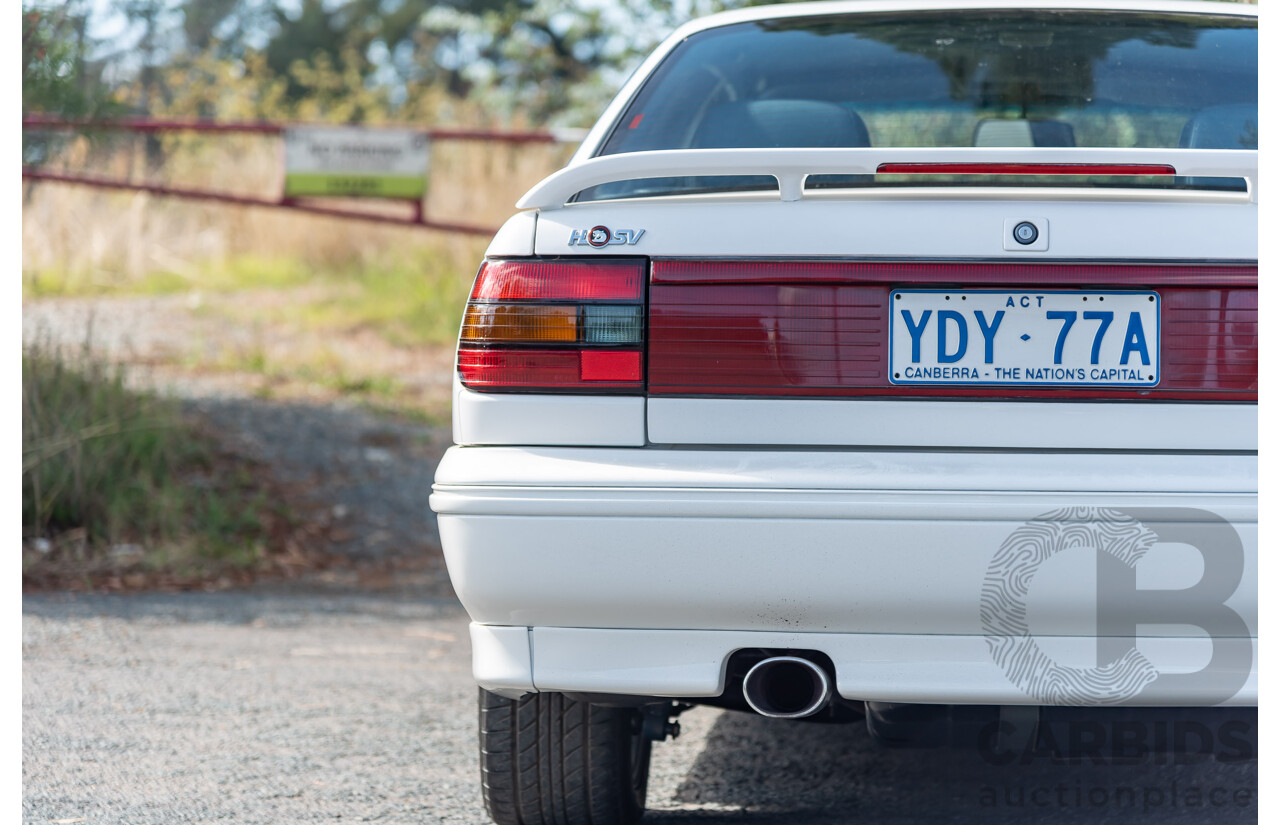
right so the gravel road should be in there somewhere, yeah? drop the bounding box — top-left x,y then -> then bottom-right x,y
187,395 -> 452,568
24,590 -> 1258,825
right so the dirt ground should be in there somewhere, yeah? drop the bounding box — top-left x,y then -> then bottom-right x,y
22,291 -> 458,593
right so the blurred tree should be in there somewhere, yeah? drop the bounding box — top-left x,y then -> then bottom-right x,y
125,0 -> 809,125
417,0 -> 786,125
22,1 -> 124,163
181,0 -> 241,52
43,0 -> 1254,132
263,0 -> 352,93
22,1 -> 114,117
165,0 -> 799,124
119,0 -> 172,166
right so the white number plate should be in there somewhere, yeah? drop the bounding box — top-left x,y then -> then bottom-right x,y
889,290 -> 1160,387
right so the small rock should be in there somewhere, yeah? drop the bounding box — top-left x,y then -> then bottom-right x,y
109,544 -> 145,563
332,504 -> 349,521
32,538 -> 52,555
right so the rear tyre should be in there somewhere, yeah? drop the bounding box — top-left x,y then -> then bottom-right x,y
479,687 -> 651,825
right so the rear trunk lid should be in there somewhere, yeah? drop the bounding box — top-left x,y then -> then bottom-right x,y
530,185 -> 1256,451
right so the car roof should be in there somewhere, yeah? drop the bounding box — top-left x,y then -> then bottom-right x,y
671,0 -> 1257,40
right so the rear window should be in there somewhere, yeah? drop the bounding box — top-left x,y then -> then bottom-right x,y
584,10 -> 1256,200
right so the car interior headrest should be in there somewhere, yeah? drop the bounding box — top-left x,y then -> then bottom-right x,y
973,119 -> 1076,147
693,100 -> 872,148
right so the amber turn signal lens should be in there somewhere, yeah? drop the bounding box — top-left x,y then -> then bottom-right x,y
461,303 -> 578,343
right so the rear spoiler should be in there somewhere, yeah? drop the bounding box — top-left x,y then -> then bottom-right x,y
517,147 -> 1258,209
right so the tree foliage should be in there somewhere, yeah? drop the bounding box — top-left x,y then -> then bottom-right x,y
22,2 -> 120,119
23,0 -> 802,128
31,0 -> 1252,129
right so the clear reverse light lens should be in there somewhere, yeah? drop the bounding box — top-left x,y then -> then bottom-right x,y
581,305 -> 643,344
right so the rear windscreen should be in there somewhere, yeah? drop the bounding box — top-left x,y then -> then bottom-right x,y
583,11 -> 1256,200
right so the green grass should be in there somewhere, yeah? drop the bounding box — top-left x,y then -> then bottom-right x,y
22,341 -> 277,582
24,244 -> 479,347
24,246 -> 472,426
254,247 -> 477,346
22,255 -> 318,299
196,342 -> 451,427
208,343 -> 414,398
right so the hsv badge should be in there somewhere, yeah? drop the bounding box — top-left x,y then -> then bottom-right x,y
569,226 -> 646,247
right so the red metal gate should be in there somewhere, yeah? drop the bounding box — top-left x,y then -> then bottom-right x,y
21,115 -> 578,235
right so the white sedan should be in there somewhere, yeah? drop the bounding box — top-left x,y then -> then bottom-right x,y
430,2 -> 1257,823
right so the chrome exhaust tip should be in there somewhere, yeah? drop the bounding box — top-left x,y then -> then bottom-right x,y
742,656 -> 833,719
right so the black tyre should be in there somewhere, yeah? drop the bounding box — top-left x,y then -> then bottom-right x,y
479,687 -> 652,825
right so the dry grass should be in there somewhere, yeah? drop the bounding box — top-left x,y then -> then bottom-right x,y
22,132 -> 571,411
22,132 -> 573,290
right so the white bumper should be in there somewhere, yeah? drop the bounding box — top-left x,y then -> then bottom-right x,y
431,447 -> 1257,705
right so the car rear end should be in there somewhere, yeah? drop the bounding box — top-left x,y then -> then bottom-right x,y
429,2 -> 1256,821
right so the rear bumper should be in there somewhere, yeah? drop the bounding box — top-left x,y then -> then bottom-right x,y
468,624 -> 1257,706
431,446 -> 1256,705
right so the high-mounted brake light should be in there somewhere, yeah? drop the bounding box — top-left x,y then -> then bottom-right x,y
875,163 -> 1177,176
459,259 -> 646,393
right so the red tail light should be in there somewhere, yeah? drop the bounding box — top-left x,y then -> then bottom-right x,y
470,259 -> 645,302
649,262 -> 1256,401
459,259 -> 645,393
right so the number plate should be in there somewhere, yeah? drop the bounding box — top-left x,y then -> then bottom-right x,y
889,290 -> 1160,387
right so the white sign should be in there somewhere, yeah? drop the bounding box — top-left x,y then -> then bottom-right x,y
283,127 -> 428,198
